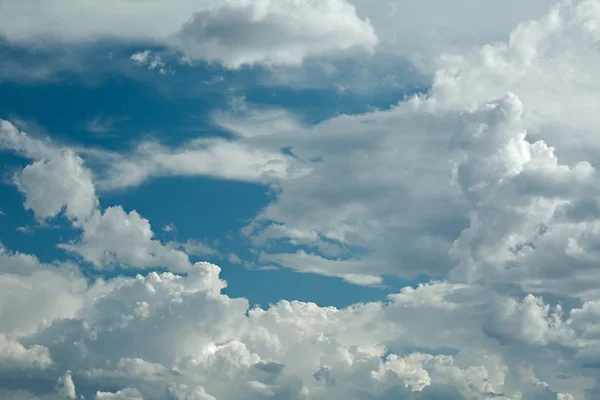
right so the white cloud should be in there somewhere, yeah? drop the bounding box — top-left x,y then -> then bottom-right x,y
0,121 -> 193,273
0,244 -> 96,337
0,255 -> 589,399
0,334 -> 52,370
130,50 -> 169,75
259,251 -> 383,286
55,371 -> 76,400
217,84 -> 468,281
14,150 -> 98,221
59,207 -> 193,273
0,0 -> 376,69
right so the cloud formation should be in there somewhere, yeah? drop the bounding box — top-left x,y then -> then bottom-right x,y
2,1 -> 600,399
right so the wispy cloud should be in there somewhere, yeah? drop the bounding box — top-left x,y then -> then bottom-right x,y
130,50 -> 172,75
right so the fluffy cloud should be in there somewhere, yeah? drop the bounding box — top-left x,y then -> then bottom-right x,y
0,244 -> 94,337
0,0 -> 376,69
56,371 -> 76,399
15,150 -> 98,221
0,334 -> 52,371
0,122 -> 192,273
59,206 -> 193,272
0,257 -> 589,399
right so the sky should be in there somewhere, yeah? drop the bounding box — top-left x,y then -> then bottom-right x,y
2,0 -> 600,399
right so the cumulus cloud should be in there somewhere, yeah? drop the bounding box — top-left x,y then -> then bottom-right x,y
130,50 -> 169,75
55,371 -> 76,400
0,334 -> 52,370
0,0 -> 376,69
0,122 -> 193,273
14,150 -> 99,221
58,206 -> 193,272
0,256 -> 590,399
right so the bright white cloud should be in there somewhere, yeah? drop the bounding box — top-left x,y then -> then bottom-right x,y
15,150 -> 98,221
0,244 -> 96,337
56,370 -> 76,400
349,0 -> 558,69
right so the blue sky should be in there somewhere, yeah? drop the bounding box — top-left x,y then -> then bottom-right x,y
2,1 -> 600,399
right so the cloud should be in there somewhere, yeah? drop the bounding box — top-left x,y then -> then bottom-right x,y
0,334 -> 52,371
0,0 -> 376,69
14,150 -> 98,222
257,0 -> 560,92
130,50 -> 169,75
348,0 -> 558,69
0,121 -> 193,273
0,244 -> 96,337
216,79 -> 469,282
163,224 -> 176,233
201,0 -> 600,294
58,206 -> 193,273
171,0 -> 377,69
0,254 -> 588,399
89,137 -> 304,191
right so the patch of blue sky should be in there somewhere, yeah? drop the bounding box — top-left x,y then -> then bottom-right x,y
0,44 -> 434,308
